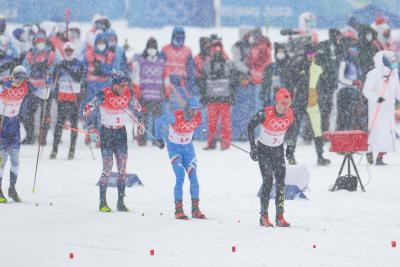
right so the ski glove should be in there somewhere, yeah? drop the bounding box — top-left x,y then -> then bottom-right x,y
87,126 -> 99,143
83,104 -> 94,118
154,140 -> 165,149
353,79 -> 363,89
377,97 -> 385,103
250,146 -> 258,161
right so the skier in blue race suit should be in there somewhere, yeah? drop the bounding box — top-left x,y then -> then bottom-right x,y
154,95 -> 206,220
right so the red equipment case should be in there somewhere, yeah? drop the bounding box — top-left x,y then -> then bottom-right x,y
324,130 -> 368,153
323,130 -> 367,192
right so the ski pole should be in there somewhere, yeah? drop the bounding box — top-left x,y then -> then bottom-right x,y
65,126 -> 97,160
32,86 -> 50,193
123,109 -> 158,141
358,71 -> 392,166
0,92 -> 8,131
218,137 -> 250,154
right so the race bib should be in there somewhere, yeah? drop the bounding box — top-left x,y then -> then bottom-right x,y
0,100 -> 22,117
59,80 -> 81,94
33,86 -> 51,100
100,108 -> 127,127
168,126 -> 194,145
258,126 -> 287,147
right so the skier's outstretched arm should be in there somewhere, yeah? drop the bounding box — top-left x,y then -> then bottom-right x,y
248,110 -> 266,149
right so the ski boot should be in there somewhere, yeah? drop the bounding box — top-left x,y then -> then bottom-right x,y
99,191 -> 111,212
317,155 -> 331,166
175,201 -> 188,220
191,199 -> 206,219
50,149 -> 57,159
287,155 -> 297,165
0,188 -> 7,203
203,139 -> 217,150
8,186 -> 21,202
116,186 -> 129,212
68,147 -> 75,160
21,137 -> 34,145
275,214 -> 290,227
366,152 -> 374,165
375,155 -> 386,166
117,199 -> 129,212
259,214 -> 273,227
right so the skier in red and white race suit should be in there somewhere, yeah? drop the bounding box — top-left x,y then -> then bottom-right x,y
83,71 -> 133,212
0,66 -> 37,203
248,88 -> 294,227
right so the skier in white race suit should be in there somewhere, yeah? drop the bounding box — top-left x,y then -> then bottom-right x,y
363,50 -> 400,165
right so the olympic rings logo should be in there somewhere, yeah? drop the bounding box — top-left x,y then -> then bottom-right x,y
269,119 -> 290,130
178,121 -> 198,131
109,96 -> 128,108
7,88 -> 24,99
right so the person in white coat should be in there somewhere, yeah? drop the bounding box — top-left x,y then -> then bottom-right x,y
363,51 -> 400,165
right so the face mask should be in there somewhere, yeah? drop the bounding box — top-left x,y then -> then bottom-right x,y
96,43 -> 106,52
276,52 -> 285,60
366,33 -> 373,42
36,42 -> 46,51
64,51 -> 74,61
147,48 -> 157,57
248,36 -> 255,45
109,40 -> 117,48
306,20 -> 316,29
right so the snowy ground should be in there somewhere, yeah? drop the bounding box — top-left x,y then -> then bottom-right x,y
0,128 -> 399,267
1,21 -> 399,266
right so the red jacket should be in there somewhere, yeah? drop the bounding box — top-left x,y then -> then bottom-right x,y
246,37 -> 272,85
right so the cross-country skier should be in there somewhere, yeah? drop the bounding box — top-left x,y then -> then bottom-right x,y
248,88 -> 294,227
0,66 -> 37,203
50,42 -> 85,160
154,95 -> 206,220
83,71 -> 132,212
22,30 -> 56,145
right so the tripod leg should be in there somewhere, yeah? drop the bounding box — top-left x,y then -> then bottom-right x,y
349,155 -> 366,192
338,155 -> 348,176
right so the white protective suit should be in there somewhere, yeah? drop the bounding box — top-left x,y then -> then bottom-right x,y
363,51 -> 400,153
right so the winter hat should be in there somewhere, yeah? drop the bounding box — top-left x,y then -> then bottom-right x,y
375,15 -> 388,26
112,71 -> 129,85
11,65 -> 28,82
13,28 -> 25,40
275,88 -> 291,103
171,26 -> 185,47
63,42 -> 75,51
146,37 -> 158,49
32,31 -> 47,44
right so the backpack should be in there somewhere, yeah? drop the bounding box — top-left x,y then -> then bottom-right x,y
330,175 -> 358,191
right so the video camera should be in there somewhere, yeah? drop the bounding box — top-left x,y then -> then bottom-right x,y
276,30 -> 313,63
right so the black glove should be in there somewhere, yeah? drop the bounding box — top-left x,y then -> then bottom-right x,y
154,140 -> 165,149
250,146 -> 258,161
377,97 -> 385,103
93,60 -> 102,75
